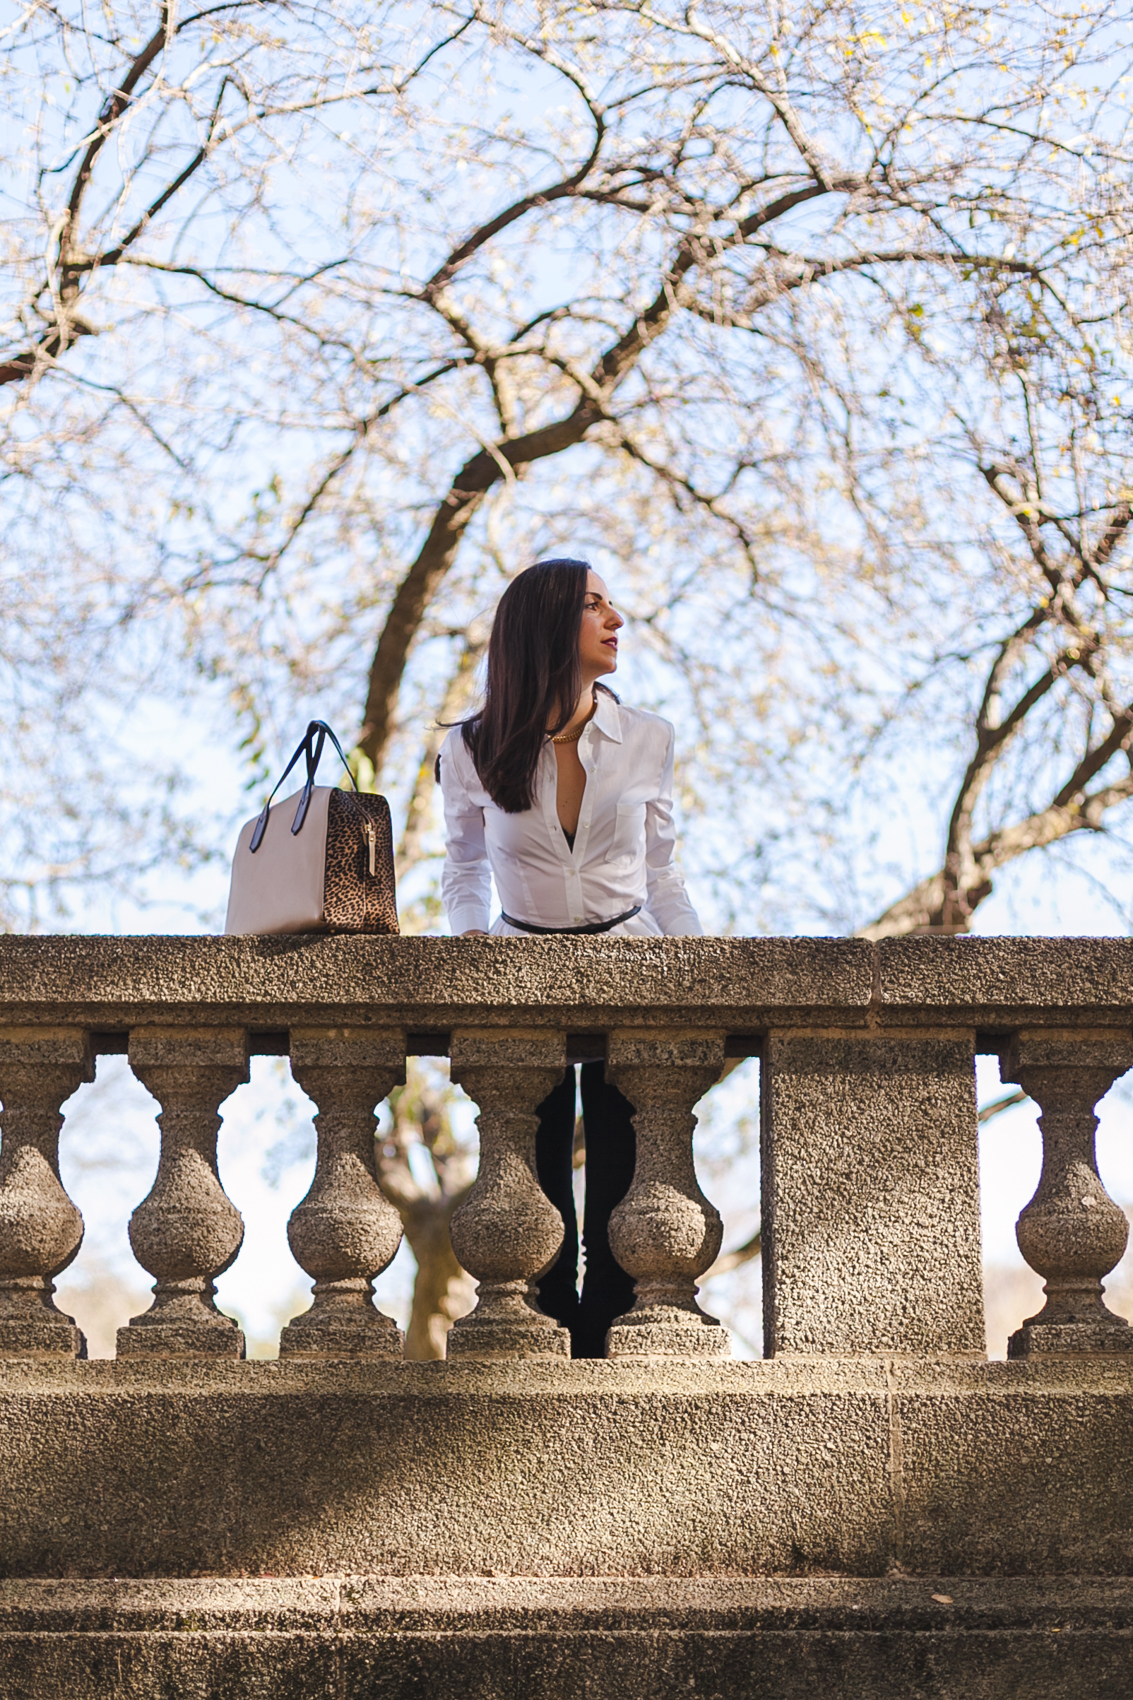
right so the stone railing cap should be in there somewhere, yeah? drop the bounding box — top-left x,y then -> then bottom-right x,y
0,935 -> 1129,1035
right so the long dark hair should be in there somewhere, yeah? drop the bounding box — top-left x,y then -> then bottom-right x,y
461,558 -> 593,813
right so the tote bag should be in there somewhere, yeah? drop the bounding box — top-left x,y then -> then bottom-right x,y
225,720 -> 398,936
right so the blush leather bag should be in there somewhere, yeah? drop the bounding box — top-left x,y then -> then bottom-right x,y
225,720 -> 398,936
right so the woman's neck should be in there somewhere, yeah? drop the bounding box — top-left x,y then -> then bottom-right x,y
548,684 -> 597,738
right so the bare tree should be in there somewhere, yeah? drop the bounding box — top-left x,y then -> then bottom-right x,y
861,294 -> 1133,937
8,2 -> 1130,813
5,0 -> 1133,1336
0,2 -> 435,388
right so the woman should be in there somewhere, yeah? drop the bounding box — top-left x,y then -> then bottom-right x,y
439,557 -> 702,1357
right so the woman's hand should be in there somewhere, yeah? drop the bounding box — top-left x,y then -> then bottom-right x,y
461,928 -> 488,936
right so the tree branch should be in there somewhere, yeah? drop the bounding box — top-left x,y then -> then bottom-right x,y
704,1227 -> 762,1279
354,172 -> 1036,776
396,633 -> 487,877
355,406 -> 601,767
230,361 -> 464,584
62,4 -> 174,244
860,746 -> 1133,939
939,633 -> 1093,915
0,316 -> 96,385
979,1090 -> 1028,1124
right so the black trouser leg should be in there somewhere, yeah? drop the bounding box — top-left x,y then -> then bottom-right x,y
533,1066 -> 580,1336
576,1061 -> 637,1359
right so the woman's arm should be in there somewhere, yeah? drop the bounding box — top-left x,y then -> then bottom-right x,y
439,739 -> 493,936
644,726 -> 704,936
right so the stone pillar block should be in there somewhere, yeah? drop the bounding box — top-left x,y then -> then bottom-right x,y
606,1029 -> 730,1360
1004,1030 -> 1133,1358
279,1028 -> 406,1360
447,1029 -> 570,1360
0,1026 -> 93,1358
118,1027 -> 249,1358
761,1033 -> 985,1357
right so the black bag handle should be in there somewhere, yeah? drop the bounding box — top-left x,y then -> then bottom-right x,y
248,720 -> 360,853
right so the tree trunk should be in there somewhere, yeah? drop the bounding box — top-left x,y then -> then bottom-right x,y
396,1190 -> 475,1360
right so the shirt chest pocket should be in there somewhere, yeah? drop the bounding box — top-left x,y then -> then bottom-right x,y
606,801 -> 647,864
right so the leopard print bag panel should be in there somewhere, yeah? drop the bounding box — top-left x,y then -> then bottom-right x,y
324,789 -> 398,933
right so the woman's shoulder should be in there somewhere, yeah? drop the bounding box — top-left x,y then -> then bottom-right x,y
438,724 -> 478,786
612,699 -> 675,744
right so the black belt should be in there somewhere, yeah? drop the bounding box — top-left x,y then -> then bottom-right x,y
500,905 -> 642,936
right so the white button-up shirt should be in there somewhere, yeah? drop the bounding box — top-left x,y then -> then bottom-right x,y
439,693 -> 703,937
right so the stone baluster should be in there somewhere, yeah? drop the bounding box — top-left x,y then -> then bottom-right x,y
447,1029 -> 571,1359
279,1028 -> 406,1359
118,1027 -> 249,1358
0,1027 -> 93,1358
605,1030 -> 730,1359
1004,1031 -> 1133,1358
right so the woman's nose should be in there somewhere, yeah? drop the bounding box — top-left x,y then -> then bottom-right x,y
606,607 -> 624,629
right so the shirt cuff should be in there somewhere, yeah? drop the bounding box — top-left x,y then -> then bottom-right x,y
447,903 -> 492,936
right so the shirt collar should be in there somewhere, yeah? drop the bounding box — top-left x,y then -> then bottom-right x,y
590,689 -> 623,743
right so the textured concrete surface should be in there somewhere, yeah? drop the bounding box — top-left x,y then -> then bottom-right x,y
1,1358 -> 1132,1581
0,933 -> 1130,1035
0,1359 -> 890,1579
877,935 -> 1133,1027
0,1575 -> 1131,1698
0,934 -> 873,1034
761,1034 -> 985,1356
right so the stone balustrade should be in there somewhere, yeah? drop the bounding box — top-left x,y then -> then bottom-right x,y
3,936 -> 1133,1696
0,934 -> 1130,1362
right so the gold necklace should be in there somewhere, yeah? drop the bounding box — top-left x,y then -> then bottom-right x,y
549,694 -> 597,744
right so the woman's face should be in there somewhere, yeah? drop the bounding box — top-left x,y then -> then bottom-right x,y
579,571 -> 623,679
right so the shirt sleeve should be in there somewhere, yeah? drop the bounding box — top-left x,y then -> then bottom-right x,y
644,725 -> 704,936
439,734 -> 493,935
